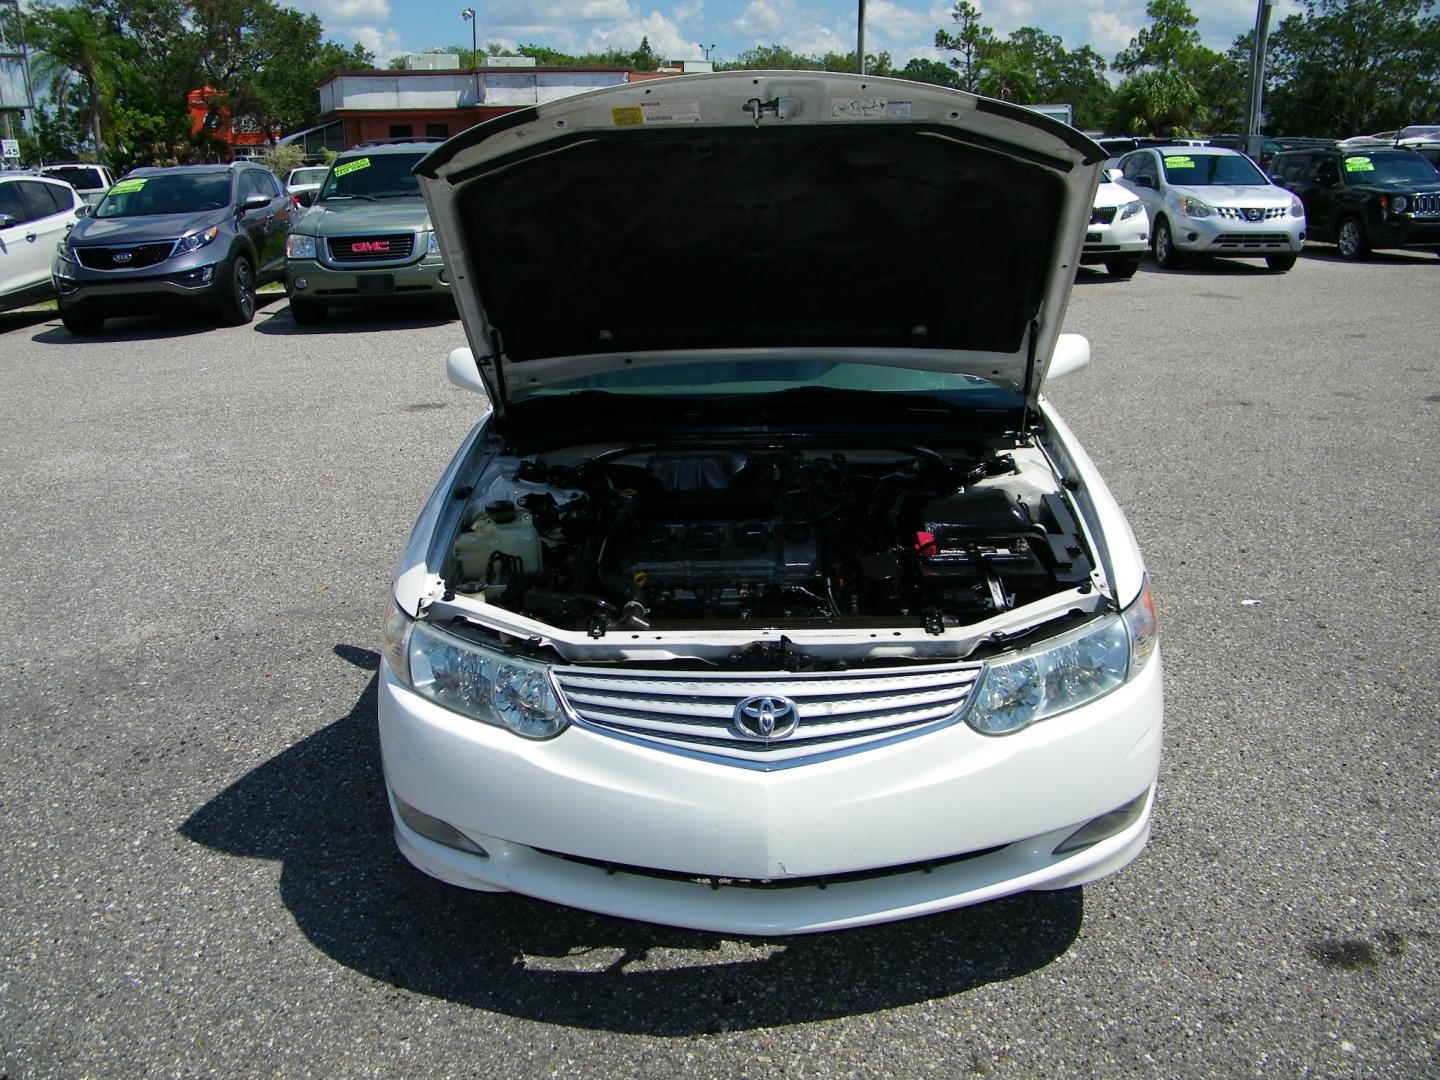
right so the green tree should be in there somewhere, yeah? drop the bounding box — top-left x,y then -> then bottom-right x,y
718,45 -> 824,70
1109,69 -> 1203,136
1262,0 -> 1440,137
631,35 -> 658,72
899,57 -> 961,88
1114,0 -> 1201,73
1109,0 -> 1213,134
999,27 -> 1114,127
24,2 -> 130,163
934,1 -> 993,93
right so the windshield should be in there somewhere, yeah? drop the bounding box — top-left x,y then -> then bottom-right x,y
1342,152 -> 1438,184
530,359 -> 1018,404
42,166 -> 104,189
94,173 -> 231,217
1161,153 -> 1267,186
289,168 -> 328,186
319,154 -> 424,200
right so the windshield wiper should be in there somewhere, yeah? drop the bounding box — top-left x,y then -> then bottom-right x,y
324,193 -> 378,202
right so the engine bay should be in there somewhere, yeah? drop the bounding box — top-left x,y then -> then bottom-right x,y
445,443 -> 1097,637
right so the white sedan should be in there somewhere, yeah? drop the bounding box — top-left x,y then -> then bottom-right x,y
379,72 -> 1163,935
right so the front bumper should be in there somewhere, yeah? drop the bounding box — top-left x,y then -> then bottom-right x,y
378,649 -> 1163,935
285,253 -> 449,305
52,257 -> 228,312
1169,211 -> 1305,256
1371,214 -> 1440,250
1080,211 -> 1149,263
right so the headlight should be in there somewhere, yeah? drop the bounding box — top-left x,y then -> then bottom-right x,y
965,580 -> 1158,737
404,619 -> 568,739
286,233 -> 317,259
172,226 -> 218,257
426,231 -> 440,255
55,239 -> 76,263
1177,197 -> 1212,218
1391,195 -> 1409,213
1290,194 -> 1306,218
1119,199 -> 1144,220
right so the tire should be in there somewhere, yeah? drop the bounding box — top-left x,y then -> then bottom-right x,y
289,296 -> 324,325
60,309 -> 104,335
217,255 -> 257,325
1265,253 -> 1298,272
1336,216 -> 1369,260
1106,257 -> 1141,279
1153,218 -> 1183,269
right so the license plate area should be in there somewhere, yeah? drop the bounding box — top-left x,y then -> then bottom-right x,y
357,275 -> 395,294
1085,231 -> 1102,242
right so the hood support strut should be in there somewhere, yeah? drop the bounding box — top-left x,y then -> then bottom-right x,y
1019,318 -> 1040,436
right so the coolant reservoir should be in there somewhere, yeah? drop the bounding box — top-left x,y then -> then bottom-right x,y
453,501 -> 543,585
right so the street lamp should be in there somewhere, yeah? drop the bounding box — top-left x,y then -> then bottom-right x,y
461,8 -> 477,104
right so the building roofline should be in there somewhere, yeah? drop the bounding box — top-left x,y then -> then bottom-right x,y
318,66 -> 634,88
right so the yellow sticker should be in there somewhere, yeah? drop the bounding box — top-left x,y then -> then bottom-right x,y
1163,156 -> 1195,169
333,157 -> 371,177
109,178 -> 147,194
611,106 -> 643,127
1344,156 -> 1374,172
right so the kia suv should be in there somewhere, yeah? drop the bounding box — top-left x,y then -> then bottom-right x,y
378,73 -> 1163,936
53,161 -> 295,333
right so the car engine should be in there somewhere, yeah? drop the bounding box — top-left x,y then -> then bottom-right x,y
448,447 -> 1095,635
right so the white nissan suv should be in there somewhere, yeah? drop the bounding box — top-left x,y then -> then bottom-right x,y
380,72 -> 1163,935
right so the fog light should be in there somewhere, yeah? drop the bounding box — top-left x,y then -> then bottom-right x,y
438,269 -> 449,285
293,277 -> 308,290
1053,789 -> 1150,855
393,793 -> 488,856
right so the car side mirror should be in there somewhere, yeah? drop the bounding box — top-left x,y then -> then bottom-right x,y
75,204 -> 91,218
298,191 -> 316,207
1268,173 -> 1285,185
1105,168 -> 1124,182
0,213 -> 15,228
240,192 -> 271,213
446,346 -> 490,398
1046,333 -> 1091,384
1133,175 -> 1156,189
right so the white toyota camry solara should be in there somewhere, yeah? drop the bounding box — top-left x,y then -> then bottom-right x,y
379,71 -> 1163,935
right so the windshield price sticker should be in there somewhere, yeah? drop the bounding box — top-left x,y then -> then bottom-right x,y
109,177 -> 148,194
1163,155 -> 1195,169
1345,156 -> 1375,172
334,157 -> 371,178
830,98 -> 913,119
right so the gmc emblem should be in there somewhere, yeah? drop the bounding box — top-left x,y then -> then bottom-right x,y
351,240 -> 390,253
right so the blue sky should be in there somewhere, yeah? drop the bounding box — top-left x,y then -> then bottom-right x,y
290,1 -> 1302,69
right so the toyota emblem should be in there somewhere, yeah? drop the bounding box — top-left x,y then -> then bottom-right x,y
734,695 -> 800,741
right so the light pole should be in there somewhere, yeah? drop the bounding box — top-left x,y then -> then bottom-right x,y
461,8 -> 477,105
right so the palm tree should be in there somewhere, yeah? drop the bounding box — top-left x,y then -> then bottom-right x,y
26,4 -> 127,163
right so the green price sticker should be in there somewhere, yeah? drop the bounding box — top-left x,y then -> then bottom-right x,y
1344,156 -> 1374,172
1163,156 -> 1195,169
333,157 -> 371,178
109,178 -> 148,194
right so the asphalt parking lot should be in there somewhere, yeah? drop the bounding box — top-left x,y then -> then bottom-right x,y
2,247 -> 1437,1078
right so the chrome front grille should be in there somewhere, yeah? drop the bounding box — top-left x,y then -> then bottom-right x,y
1090,206 -> 1117,225
325,233 -> 415,263
1212,232 -> 1290,248
1215,206 -> 1287,222
75,242 -> 175,270
552,661 -> 983,767
1409,193 -> 1440,216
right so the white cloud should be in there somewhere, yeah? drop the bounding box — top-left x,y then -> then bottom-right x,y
586,11 -> 702,58
1087,10 -> 1138,54
320,0 -> 391,21
351,25 -> 404,62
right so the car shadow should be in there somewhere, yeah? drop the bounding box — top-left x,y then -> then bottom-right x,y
1074,267 -> 1138,285
1136,257 -> 1281,278
253,301 -> 457,335
27,294 -> 288,344
0,306 -> 59,334
179,645 -> 1084,1035
1299,246 -> 1438,266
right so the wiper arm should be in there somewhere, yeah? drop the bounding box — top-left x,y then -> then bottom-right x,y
324,193 -> 378,202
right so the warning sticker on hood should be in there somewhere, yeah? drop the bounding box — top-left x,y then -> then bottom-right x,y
611,101 -> 702,126
334,157 -> 371,178
830,98 -> 913,120
1344,156 -> 1375,172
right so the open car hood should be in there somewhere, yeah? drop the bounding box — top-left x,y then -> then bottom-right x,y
416,71 -> 1104,422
